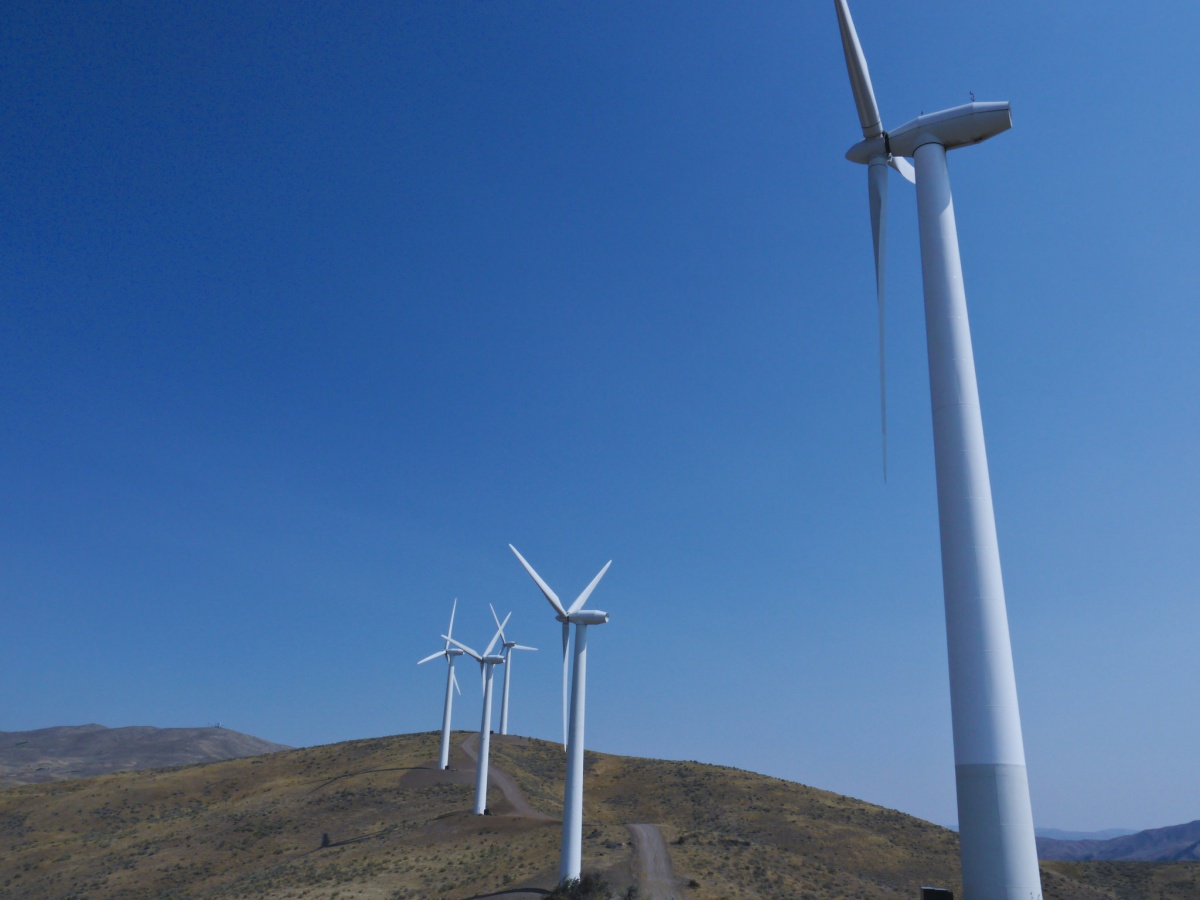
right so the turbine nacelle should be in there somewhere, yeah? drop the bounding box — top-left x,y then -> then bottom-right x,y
845,102 -> 1012,164
556,610 -> 609,626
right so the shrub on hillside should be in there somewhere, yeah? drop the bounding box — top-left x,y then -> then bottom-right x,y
545,872 -> 636,899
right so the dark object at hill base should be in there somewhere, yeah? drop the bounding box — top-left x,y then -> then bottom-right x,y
547,873 -> 633,899
921,888 -> 954,900
0,724 -> 290,785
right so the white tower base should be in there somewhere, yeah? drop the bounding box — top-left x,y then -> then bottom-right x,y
500,655 -> 512,735
438,658 -> 456,770
559,623 -> 588,882
473,667 -> 495,815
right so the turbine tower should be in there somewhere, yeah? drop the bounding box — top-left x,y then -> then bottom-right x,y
833,3 -> 1042,898
509,544 -> 611,883
417,598 -> 463,770
489,604 -> 538,736
444,612 -> 510,815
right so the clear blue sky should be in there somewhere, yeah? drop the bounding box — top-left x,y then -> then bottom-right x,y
3,1 -> 1198,833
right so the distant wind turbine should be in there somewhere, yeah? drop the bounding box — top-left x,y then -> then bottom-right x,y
417,598 -> 463,770
833,2 -> 1042,898
509,544 -> 610,883
489,604 -> 537,736
444,612 -> 510,815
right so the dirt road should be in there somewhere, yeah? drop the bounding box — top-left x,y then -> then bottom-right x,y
459,733 -> 551,820
458,735 -> 689,898
628,823 -> 689,899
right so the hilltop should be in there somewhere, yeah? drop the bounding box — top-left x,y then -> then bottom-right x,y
0,731 -> 1196,899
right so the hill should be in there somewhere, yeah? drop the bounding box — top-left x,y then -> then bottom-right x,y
0,730 -> 1196,899
1038,820 -> 1200,862
1037,829 -> 1136,842
0,724 -> 290,786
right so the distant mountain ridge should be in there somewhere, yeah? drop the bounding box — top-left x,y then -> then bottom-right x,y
1036,827 -> 1136,841
1038,819 -> 1200,862
0,724 -> 290,785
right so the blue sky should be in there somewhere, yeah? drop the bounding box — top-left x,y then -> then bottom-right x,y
3,1 -> 1198,833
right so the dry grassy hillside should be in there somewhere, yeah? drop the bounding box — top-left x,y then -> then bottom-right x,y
0,731 -> 1196,899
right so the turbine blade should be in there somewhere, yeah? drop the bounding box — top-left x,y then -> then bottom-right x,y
445,597 -> 457,650
561,621 -> 570,748
834,0 -> 883,139
513,644 -> 537,652
490,603 -> 508,644
566,560 -> 612,615
484,612 -> 511,658
889,155 -> 916,184
451,668 -> 461,696
443,635 -> 481,661
509,544 -> 568,617
869,158 -> 889,482
480,660 -> 485,695
418,649 -> 444,665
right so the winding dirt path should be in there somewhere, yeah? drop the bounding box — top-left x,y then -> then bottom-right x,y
457,734 -> 688,896
628,823 -> 689,899
459,733 -> 551,820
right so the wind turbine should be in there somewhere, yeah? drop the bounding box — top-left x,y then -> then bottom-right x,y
509,544 -> 610,883
417,598 -> 463,770
833,3 -> 1042,898
489,604 -> 537,736
443,612 -> 510,815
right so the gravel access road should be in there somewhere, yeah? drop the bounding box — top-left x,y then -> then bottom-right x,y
458,733 -> 550,819
628,823 -> 689,899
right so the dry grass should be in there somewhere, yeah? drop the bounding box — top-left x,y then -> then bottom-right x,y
0,732 -> 559,899
0,731 -> 1195,899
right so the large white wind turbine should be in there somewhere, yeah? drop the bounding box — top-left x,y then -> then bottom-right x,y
444,613 -> 510,815
417,598 -> 463,770
509,544 -> 610,883
489,604 -> 537,736
833,3 -> 1042,898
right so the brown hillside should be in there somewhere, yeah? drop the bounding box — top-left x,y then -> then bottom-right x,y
0,731 -> 1196,899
